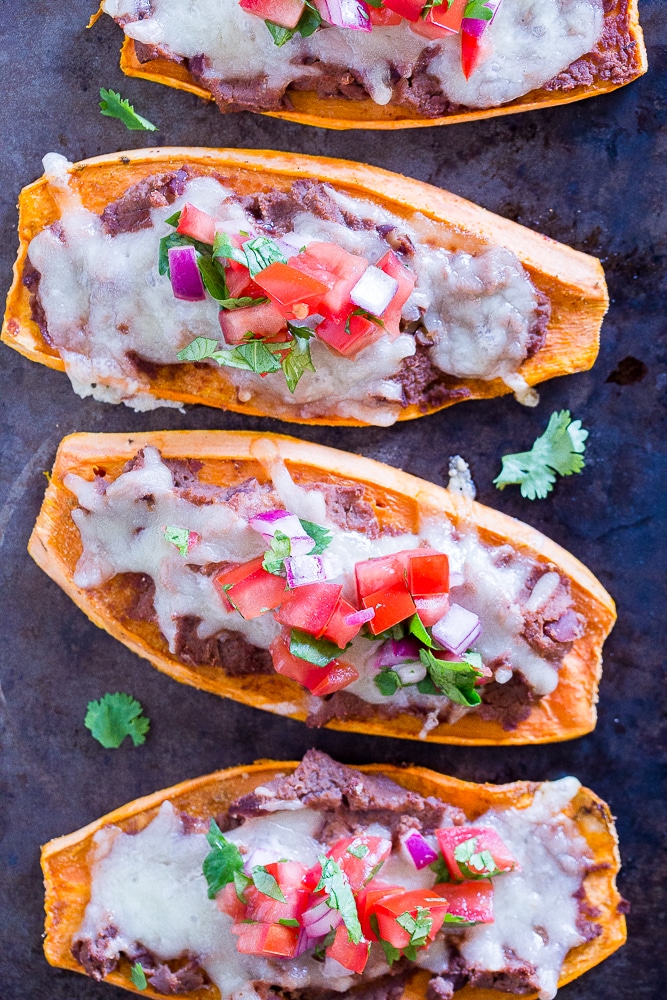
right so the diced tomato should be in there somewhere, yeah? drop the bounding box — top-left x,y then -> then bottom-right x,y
270,634 -> 358,695
355,553 -> 406,601
302,863 -> 322,891
176,203 -> 217,245
414,594 -> 450,627
274,582 -> 343,638
408,552 -> 449,597
244,861 -> 310,924
409,17 -> 453,38
216,881 -> 247,920
368,4 -> 402,25
376,250 -> 416,339
434,880 -> 495,925
356,881 -> 404,940
233,921 -> 300,957
295,243 -> 369,321
436,827 -> 519,881
363,581 -> 416,635
321,597 -> 362,648
315,311 -> 384,357
309,659 -> 359,696
253,261 -> 328,318
430,0 -> 465,32
382,0 -> 423,21
461,27 -> 484,79
219,300 -> 287,345
240,0 -> 305,29
225,267 -> 264,300
374,887 -> 450,949
326,924 -> 371,974
214,556 -> 288,619
328,835 -> 392,891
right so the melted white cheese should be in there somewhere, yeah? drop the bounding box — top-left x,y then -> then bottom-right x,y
30,156 -> 541,422
77,778 -> 588,998
103,0 -> 603,110
66,448 -> 562,705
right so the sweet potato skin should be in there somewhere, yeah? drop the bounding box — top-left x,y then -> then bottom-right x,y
113,0 -> 646,131
41,760 -> 627,999
2,147 -> 608,425
28,430 -> 616,746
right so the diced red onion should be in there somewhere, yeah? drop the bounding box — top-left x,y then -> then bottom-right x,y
394,661 -> 427,685
293,928 -> 311,957
402,830 -> 439,869
462,0 -> 503,36
321,0 -> 371,30
350,265 -> 398,316
302,899 -> 342,937
449,570 -> 465,589
248,510 -> 314,555
281,231 -> 316,250
343,607 -> 375,627
284,554 -> 328,588
431,603 -> 481,656
276,240 -> 301,260
375,636 -> 422,667
168,245 -> 206,301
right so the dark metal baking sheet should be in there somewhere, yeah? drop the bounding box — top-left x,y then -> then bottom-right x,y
0,2 -> 665,997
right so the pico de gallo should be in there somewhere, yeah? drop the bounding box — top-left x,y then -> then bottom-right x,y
164,203 -> 416,394
238,0 -> 501,79
207,819 -> 518,971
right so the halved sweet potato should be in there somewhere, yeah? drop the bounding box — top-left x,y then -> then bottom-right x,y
28,430 -> 616,745
2,148 -> 608,425
110,0 -> 646,131
41,759 -> 626,998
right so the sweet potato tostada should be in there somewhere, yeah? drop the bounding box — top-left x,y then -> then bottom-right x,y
3,148 -> 608,425
29,431 -> 616,745
41,750 -> 626,998
99,0 -> 646,130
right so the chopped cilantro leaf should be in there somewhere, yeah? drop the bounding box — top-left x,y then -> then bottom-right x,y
197,255 -> 229,300
290,630 -> 344,667
430,855 -> 451,882
417,676 -> 440,695
464,0 -> 494,18
164,210 -> 182,227
164,525 -> 190,556
316,855 -> 362,944
233,869 -> 252,901
396,906 -> 433,947
374,670 -> 400,696
370,915 -> 401,965
453,837 -> 502,878
279,918 -> 301,927
298,519 -> 332,555
312,927 -> 337,961
347,842 -> 370,859
408,612 -> 436,647
84,692 -> 150,749
286,322 -> 316,340
218,296 -> 268,311
443,912 -> 466,923
419,648 -> 482,707
130,962 -> 148,989
265,2 -> 321,45
242,236 -> 287,277
265,20 -> 295,46
203,819 -> 246,899
98,88 -> 157,131
251,866 -> 287,902
345,307 -> 385,335
263,529 -> 291,576
212,232 -> 247,267
494,410 -> 588,500
421,0 -> 443,18
282,332 -> 316,393
177,336 -> 282,375
177,337 -> 220,362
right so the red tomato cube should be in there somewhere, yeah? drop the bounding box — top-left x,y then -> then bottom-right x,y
216,881 -> 247,921
461,28 -> 484,79
369,5 -> 402,24
408,552 -> 449,597
414,594 -> 450,627
374,887 -> 450,948
225,267 -> 265,300
356,881 -> 404,940
376,250 -> 416,339
362,582 -> 416,635
309,659 -> 359,696
436,827 -> 519,881
274,582 -> 343,638
321,597 -> 363,648
382,0 -> 423,22
327,835 -> 392,891
219,300 -> 287,345
355,554 -> 406,601
253,261 -> 329,318
240,0 -> 305,28
433,880 -> 495,925
270,634 -> 324,689
326,924 -> 370,974
431,0 -> 465,31
315,312 -> 383,357
294,243 -> 369,321
233,921 -> 300,957
176,203 -> 217,245
214,556 -> 288,619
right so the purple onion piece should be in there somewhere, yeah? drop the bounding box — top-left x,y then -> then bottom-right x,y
344,607 -> 375,627
431,603 -> 481,656
375,636 -> 422,668
284,554 -> 327,588
168,245 -> 206,301
323,0 -> 372,31
403,830 -> 439,870
462,0 -> 503,37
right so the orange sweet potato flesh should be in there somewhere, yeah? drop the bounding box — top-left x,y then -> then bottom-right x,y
113,0 -> 646,131
2,147 -> 609,426
41,760 -> 627,999
28,430 -> 616,746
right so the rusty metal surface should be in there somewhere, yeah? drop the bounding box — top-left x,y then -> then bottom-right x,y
0,2 -> 665,997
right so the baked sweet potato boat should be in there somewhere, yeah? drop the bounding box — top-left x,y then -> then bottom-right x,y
41,750 -> 626,998
99,0 -> 646,130
3,148 -> 608,425
29,431 -> 616,745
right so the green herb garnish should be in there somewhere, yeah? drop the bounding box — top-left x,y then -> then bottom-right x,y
202,820 -> 246,899
164,525 -> 191,557
251,866 -> 287,902
298,519 -> 332,555
263,529 -> 291,576
494,410 -> 588,500
98,88 -> 157,131
419,648 -> 482,707
374,670 -> 401,697
290,630 -> 344,667
316,855 -> 362,944
84,693 -> 150,749
130,962 -> 148,989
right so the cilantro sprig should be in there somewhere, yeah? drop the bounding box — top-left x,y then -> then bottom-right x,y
316,855 -> 363,943
84,693 -> 150,749
494,410 -> 588,500
98,88 -> 157,132
177,333 -> 316,394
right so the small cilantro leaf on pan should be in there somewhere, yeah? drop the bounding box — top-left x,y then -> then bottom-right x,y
130,962 -> 148,989
494,410 -> 588,500
98,88 -> 157,131
84,693 -> 150,748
